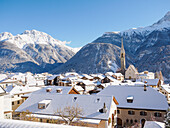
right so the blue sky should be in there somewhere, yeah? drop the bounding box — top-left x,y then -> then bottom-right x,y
0,0 -> 170,47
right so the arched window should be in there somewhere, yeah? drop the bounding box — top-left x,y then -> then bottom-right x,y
126,119 -> 129,123
130,119 -> 133,124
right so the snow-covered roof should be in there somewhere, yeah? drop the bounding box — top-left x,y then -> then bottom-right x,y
5,85 -> 41,95
127,65 -> 138,73
105,72 -> 114,76
0,119 -> 87,128
65,72 -> 79,77
74,85 -> 84,91
161,84 -> 170,93
0,74 -> 7,81
113,73 -> 123,77
97,85 -> 169,111
82,74 -> 93,79
0,78 -> 18,84
137,78 -> 159,86
16,94 -> 114,120
62,76 -> 79,81
32,86 -> 73,94
144,121 -> 165,128
48,74 -> 64,80
78,80 -> 95,85
106,76 -> 117,82
34,74 -> 46,78
90,74 -> 105,79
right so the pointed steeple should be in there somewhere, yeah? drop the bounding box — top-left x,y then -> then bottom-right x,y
120,38 -> 126,75
120,38 -> 125,54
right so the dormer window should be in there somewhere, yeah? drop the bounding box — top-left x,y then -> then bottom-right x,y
73,97 -> 77,102
38,100 -> 51,109
46,88 -> 52,92
56,88 -> 62,93
127,96 -> 133,103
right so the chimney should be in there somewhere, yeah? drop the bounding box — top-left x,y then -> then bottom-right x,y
99,102 -> 107,113
103,103 -> 107,113
144,81 -> 147,91
25,77 -> 27,85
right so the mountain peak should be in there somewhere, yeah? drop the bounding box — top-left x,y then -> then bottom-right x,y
0,32 -> 13,41
22,29 -> 47,36
154,11 -> 170,25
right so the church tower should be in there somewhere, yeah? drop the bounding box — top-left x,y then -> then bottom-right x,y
120,38 -> 126,75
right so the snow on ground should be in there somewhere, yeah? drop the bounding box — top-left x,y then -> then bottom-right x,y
0,119 -> 88,128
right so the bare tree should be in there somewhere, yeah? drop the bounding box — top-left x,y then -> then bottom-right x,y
56,105 -> 83,125
20,110 -> 38,121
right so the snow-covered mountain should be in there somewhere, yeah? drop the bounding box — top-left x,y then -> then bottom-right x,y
0,30 -> 78,73
52,11 -> 170,82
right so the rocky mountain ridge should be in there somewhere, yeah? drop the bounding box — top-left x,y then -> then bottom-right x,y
53,12 -> 170,82
0,30 -> 79,73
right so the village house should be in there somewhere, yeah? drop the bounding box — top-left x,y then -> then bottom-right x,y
76,80 -> 97,93
136,71 -> 155,79
97,85 -> 169,128
5,85 -> 42,117
0,86 -> 12,119
136,78 -> 161,88
159,84 -> 170,104
47,74 -> 64,85
81,74 -> 94,81
34,73 -> 47,81
0,78 -> 20,89
112,73 -> 124,81
90,74 -> 105,81
16,93 -> 118,128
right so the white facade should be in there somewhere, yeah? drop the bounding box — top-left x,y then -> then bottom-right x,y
137,71 -> 155,79
160,84 -> 170,103
0,88 -> 12,119
125,65 -> 138,80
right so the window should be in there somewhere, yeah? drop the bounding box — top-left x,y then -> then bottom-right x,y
140,111 -> 147,116
46,120 -> 49,123
40,118 -> 42,122
154,112 -> 162,117
12,102 -> 14,105
18,95 -> 20,97
127,96 -> 134,103
130,119 -> 133,124
38,104 -> 46,109
117,109 -> 120,114
126,119 -> 129,123
17,101 -> 20,104
135,119 -> 137,123
128,111 -> 135,115
38,100 -> 51,109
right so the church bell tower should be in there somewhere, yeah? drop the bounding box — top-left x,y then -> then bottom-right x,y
120,38 -> 126,75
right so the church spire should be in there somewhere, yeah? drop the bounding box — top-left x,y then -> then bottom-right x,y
121,38 -> 125,54
120,38 -> 126,75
